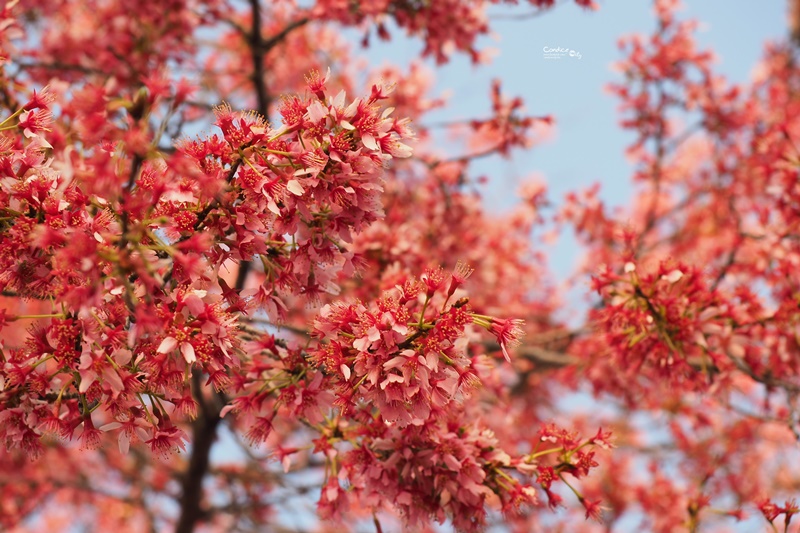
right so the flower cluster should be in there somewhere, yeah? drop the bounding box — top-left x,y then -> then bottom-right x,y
325,416 -> 610,532
0,65 -> 414,460
466,80 -> 550,158
313,0 -> 595,64
218,264 -> 600,533
8,0 -> 800,531
759,498 -> 799,527
18,0 -> 225,86
344,420 -> 523,531
311,265 -> 489,426
180,69 -> 415,317
590,260 -> 729,390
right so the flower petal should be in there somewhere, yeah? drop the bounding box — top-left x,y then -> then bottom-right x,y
157,336 -> 178,354
286,179 -> 305,196
181,342 -> 197,364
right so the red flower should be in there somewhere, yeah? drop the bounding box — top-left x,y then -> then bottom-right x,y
489,317 -> 524,362
583,498 -> 604,521
447,260 -> 474,297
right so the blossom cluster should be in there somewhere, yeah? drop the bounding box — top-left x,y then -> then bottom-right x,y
313,0 -> 595,64
311,264 -> 522,425
0,68 -> 413,460
314,415 -> 610,531
219,264 -> 610,531
8,0 -> 799,530
180,68 -> 415,315
305,267 -> 607,530
590,260 -> 727,389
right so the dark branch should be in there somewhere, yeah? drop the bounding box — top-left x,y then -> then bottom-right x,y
482,340 -> 578,370
236,10 -> 308,291
173,374 -> 224,533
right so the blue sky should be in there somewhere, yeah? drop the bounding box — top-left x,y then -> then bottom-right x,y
345,0 -> 787,285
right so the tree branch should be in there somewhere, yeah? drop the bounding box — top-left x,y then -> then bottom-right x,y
174,374 -> 223,533
481,340 -> 578,370
236,9 -> 309,291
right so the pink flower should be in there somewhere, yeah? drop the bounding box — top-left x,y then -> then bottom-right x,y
18,108 -> 53,138
447,260 -> 474,297
583,498 -> 604,521
146,420 -> 187,458
157,335 -> 197,365
244,416 -> 274,445
317,476 -> 349,520
305,67 -> 331,100
420,265 -> 446,297
589,427 -> 615,449
23,86 -> 56,111
471,314 -> 524,362
488,318 -> 523,362
79,416 -> 102,450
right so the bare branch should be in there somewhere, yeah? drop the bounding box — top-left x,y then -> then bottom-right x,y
173,375 -> 224,533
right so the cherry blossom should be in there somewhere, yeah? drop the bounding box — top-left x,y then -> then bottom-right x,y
1,0 -> 798,532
